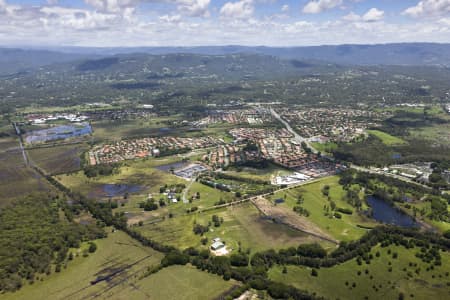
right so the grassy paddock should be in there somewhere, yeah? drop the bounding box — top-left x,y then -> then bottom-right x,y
27,144 -> 88,175
136,202 -> 334,253
55,156 -> 187,196
0,146 -> 52,205
311,142 -> 338,153
408,123 -> 450,147
113,265 -> 237,300
224,164 -> 289,182
269,244 -> 450,300
367,130 -> 407,145
115,180 -> 235,225
3,231 -> 164,300
273,176 -> 377,242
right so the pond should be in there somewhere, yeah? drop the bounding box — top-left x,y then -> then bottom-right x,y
158,127 -> 174,135
155,161 -> 189,172
89,183 -> 143,198
25,123 -> 92,143
366,195 -> 418,228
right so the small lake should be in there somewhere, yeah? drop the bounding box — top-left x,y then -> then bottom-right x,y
25,123 -> 92,143
155,161 -> 189,172
366,196 -> 418,228
158,127 -> 174,134
89,183 -> 143,198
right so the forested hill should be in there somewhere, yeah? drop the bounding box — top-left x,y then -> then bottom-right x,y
2,43 -> 450,76
0,48 -> 96,75
49,43 -> 450,66
2,52 -> 450,109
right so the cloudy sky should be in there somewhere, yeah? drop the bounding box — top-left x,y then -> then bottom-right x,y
1,0 -> 450,47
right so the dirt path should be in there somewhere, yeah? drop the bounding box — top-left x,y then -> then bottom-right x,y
182,174 -> 197,203
251,196 -> 338,244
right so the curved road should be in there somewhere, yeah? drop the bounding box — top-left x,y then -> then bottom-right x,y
269,108 -> 318,154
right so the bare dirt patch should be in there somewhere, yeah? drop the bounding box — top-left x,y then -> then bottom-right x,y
251,196 -> 338,244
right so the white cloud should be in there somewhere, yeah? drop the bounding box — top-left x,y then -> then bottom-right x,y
83,0 -> 210,18
281,4 -> 289,12
84,0 -> 138,14
220,0 -> 254,19
362,8 -> 384,22
175,0 -> 210,17
40,6 -> 118,30
403,0 -> 450,18
303,0 -> 343,14
342,11 -> 361,22
343,8 -> 384,23
0,0 -> 450,47
159,14 -> 182,23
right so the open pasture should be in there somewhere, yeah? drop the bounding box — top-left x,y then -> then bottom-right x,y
408,123 -> 450,147
273,176 -> 377,242
0,147 -> 51,205
27,144 -> 88,175
224,163 -> 288,182
0,136 -> 19,150
136,202 -> 334,253
113,265 -> 237,300
3,231 -> 164,300
55,156 -> 186,198
90,116 -> 188,142
367,129 -> 407,145
269,244 -> 450,300
115,179 -> 235,226
311,142 -> 338,154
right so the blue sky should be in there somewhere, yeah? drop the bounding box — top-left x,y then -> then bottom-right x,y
1,0 -> 450,46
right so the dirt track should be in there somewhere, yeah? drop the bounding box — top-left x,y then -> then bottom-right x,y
251,196 -> 338,244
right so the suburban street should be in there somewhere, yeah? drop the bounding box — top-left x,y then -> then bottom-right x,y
269,107 -> 318,154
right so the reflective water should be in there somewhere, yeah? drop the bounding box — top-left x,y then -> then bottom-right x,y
366,196 -> 417,227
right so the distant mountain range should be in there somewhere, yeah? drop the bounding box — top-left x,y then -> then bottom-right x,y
2,43 -> 450,75
0,48 -> 94,75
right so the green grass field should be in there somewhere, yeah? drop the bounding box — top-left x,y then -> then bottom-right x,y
0,141 -> 53,205
224,164 -> 289,182
91,118 -> 180,141
0,136 -> 19,150
113,265 -> 237,300
56,154 -> 237,224
115,180 -> 235,225
55,156 -> 186,196
273,176 -> 377,242
136,202 -> 333,253
398,200 -> 450,233
3,230 -> 164,300
408,123 -> 450,147
378,105 -> 445,116
27,144 -> 88,175
269,244 -> 450,300
367,130 -> 407,145
311,142 -> 338,154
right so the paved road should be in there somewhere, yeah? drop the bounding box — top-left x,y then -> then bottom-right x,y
13,122 -> 29,165
199,177 -> 326,213
350,164 -> 435,192
269,107 -> 318,154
